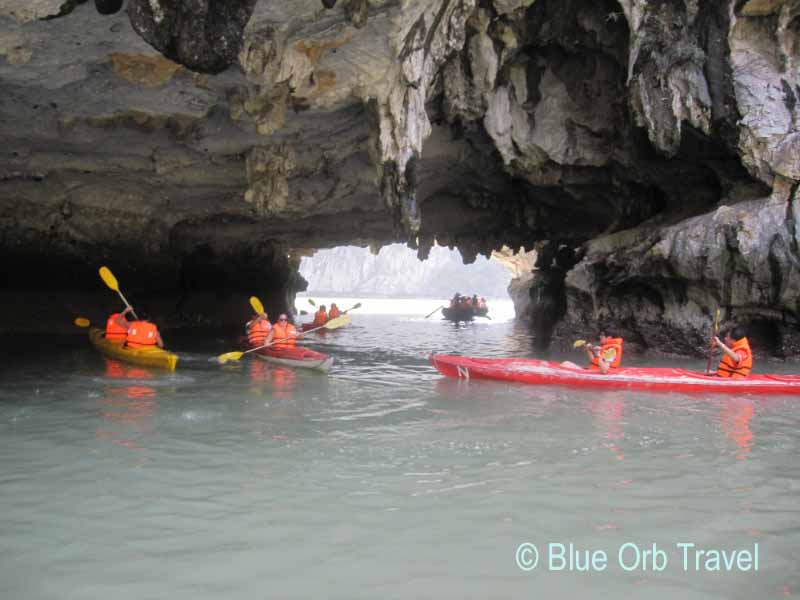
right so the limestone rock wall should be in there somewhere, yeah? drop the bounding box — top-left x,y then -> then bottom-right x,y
0,0 -> 798,350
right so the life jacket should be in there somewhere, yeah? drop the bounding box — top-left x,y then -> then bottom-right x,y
590,337 -> 624,369
313,309 -> 328,327
105,313 -> 128,341
717,337 -> 753,378
126,321 -> 159,349
328,307 -> 341,319
271,322 -> 297,348
247,319 -> 272,347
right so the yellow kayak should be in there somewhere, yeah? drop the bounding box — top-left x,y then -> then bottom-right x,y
88,327 -> 178,371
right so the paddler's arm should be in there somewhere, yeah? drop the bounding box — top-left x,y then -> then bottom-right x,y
713,336 -> 742,363
155,330 -> 164,349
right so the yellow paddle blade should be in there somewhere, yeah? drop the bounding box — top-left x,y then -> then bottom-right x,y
74,317 -> 90,327
217,351 -> 244,364
572,339 -> 587,348
323,315 -> 350,329
99,266 -> 119,291
250,296 -> 264,315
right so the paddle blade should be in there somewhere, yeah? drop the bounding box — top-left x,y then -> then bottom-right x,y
307,298 -> 316,307
250,296 -> 264,315
99,266 -> 119,291
217,351 -> 244,364
572,339 -> 587,348
74,317 -> 90,327
323,315 -> 351,330
350,302 -> 362,311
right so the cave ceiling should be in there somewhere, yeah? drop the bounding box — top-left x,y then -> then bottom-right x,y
1,0 -> 797,317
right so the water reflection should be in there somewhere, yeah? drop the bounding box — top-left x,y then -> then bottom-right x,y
719,398 -> 755,460
590,392 -> 626,460
248,359 -> 298,401
95,359 -> 158,458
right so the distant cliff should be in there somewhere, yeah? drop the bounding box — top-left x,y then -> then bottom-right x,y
300,244 -> 511,298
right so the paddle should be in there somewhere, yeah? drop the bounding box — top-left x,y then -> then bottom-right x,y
342,302 -> 361,314
573,339 -> 614,360
216,315 -> 351,364
74,317 -> 90,327
307,298 -> 316,307
250,296 -> 265,315
705,307 -> 721,374
99,266 -> 139,320
425,305 -> 444,318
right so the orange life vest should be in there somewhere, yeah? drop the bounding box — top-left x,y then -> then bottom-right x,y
328,307 -> 341,319
717,337 -> 753,378
105,313 -> 128,341
126,321 -> 159,348
271,322 -> 297,348
590,337 -> 624,369
312,309 -> 328,327
247,319 -> 272,347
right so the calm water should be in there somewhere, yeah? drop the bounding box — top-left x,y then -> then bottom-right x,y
1,303 -> 799,599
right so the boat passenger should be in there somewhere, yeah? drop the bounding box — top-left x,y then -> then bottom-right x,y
105,306 -> 133,341
449,293 -> 461,308
246,308 -> 272,348
478,297 -> 487,310
472,294 -> 479,307
561,331 -> 624,374
126,318 -> 164,349
587,332 -> 624,374
328,303 -> 341,319
312,305 -> 328,327
268,313 -> 299,348
710,326 -> 752,378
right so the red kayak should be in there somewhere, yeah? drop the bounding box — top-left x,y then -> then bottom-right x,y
256,346 -> 333,372
430,354 -> 800,395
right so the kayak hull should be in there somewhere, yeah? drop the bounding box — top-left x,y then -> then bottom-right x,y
256,346 -> 333,372
89,327 -> 178,371
430,354 -> 800,395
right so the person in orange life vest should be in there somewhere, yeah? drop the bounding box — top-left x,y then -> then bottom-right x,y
125,318 -> 164,349
246,308 -> 272,348
709,326 -> 753,378
328,303 -> 341,319
585,331 -> 624,374
105,306 -> 133,341
312,305 -> 328,327
478,297 -> 487,310
561,331 -> 624,374
267,314 -> 299,348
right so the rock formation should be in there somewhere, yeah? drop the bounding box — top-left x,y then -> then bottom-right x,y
0,0 -> 798,356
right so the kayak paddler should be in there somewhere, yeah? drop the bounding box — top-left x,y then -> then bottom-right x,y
311,305 -> 328,327
246,307 -> 272,348
267,313 -> 300,349
105,306 -> 133,341
562,331 -> 624,374
328,303 -> 341,319
125,317 -> 165,349
708,326 -> 753,378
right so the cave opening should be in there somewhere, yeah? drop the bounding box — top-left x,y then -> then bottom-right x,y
295,243 -> 516,320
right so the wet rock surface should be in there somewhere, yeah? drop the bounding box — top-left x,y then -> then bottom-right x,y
0,0 -> 798,354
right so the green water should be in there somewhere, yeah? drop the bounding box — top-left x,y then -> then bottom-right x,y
1,313 -> 799,599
